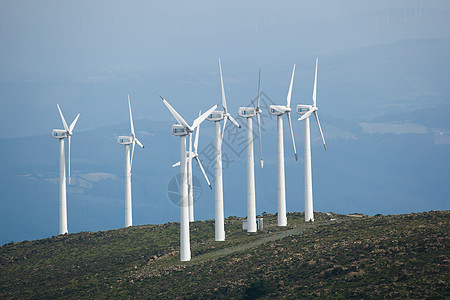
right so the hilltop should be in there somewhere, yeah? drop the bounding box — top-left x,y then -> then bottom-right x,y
1,211 -> 449,299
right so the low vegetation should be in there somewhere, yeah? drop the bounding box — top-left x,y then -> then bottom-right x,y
1,211 -> 448,298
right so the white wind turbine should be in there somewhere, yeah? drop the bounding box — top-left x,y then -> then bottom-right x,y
296,58 -> 327,222
238,71 -> 264,233
172,110 -> 212,224
117,95 -> 144,228
206,58 -> 241,241
268,64 -> 298,226
162,96 -> 217,261
51,104 -> 80,235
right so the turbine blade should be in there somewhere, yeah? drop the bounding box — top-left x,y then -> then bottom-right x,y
69,114 -> 80,133
286,64 -> 295,108
67,135 -> 71,184
228,114 -> 241,128
57,104 -> 69,132
161,96 -> 191,130
129,96 -> 144,149
314,111 -> 327,150
135,138 -> 144,148
130,141 -> 135,169
188,133 -> 193,188
194,111 -> 201,153
192,104 -> 218,130
172,161 -> 181,168
257,69 -> 261,109
128,95 -> 135,137
221,116 -> 228,141
313,58 -> 318,107
219,58 -> 227,113
188,132 -> 193,157
195,156 -> 212,190
257,113 -> 263,168
287,112 -> 298,160
298,109 -> 315,121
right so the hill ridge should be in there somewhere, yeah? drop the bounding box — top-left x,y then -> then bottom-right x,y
1,211 -> 448,299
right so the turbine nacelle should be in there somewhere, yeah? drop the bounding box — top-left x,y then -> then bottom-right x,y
171,124 -> 188,136
269,105 -> 291,116
238,107 -> 256,118
52,129 -> 67,139
297,105 -> 318,121
117,136 -> 133,145
162,97 -> 217,136
206,110 -> 224,122
296,104 -> 314,115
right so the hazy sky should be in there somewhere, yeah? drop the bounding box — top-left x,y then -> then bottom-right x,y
1,0 -> 450,138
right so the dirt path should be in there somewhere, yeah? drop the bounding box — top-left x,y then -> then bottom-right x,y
190,222 -> 330,263
136,220 -> 341,277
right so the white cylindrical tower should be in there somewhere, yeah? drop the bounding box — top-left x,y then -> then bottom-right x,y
188,133 -> 194,222
277,115 -> 287,226
124,144 -> 132,227
180,135 -> 191,261
304,117 -> 314,222
214,121 -> 225,241
59,138 -> 68,235
247,117 -> 257,232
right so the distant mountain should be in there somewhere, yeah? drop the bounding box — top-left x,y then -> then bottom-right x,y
0,211 -> 448,298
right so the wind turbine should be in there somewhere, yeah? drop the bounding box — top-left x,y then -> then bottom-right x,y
117,95 -> 144,228
238,70 -> 264,233
162,96 -> 217,261
296,58 -> 327,222
206,58 -> 241,241
172,110 -> 212,223
51,104 -> 80,235
268,64 -> 297,226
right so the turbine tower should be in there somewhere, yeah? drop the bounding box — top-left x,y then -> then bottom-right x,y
207,58 -> 241,241
162,96 -> 217,261
117,95 -> 144,228
51,104 -> 80,235
238,71 -> 263,233
172,110 -> 212,223
296,58 -> 327,222
268,64 -> 298,226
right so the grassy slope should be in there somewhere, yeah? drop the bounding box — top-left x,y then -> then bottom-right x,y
0,211 -> 448,299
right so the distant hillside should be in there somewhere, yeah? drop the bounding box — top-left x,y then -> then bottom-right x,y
1,211 -> 448,299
